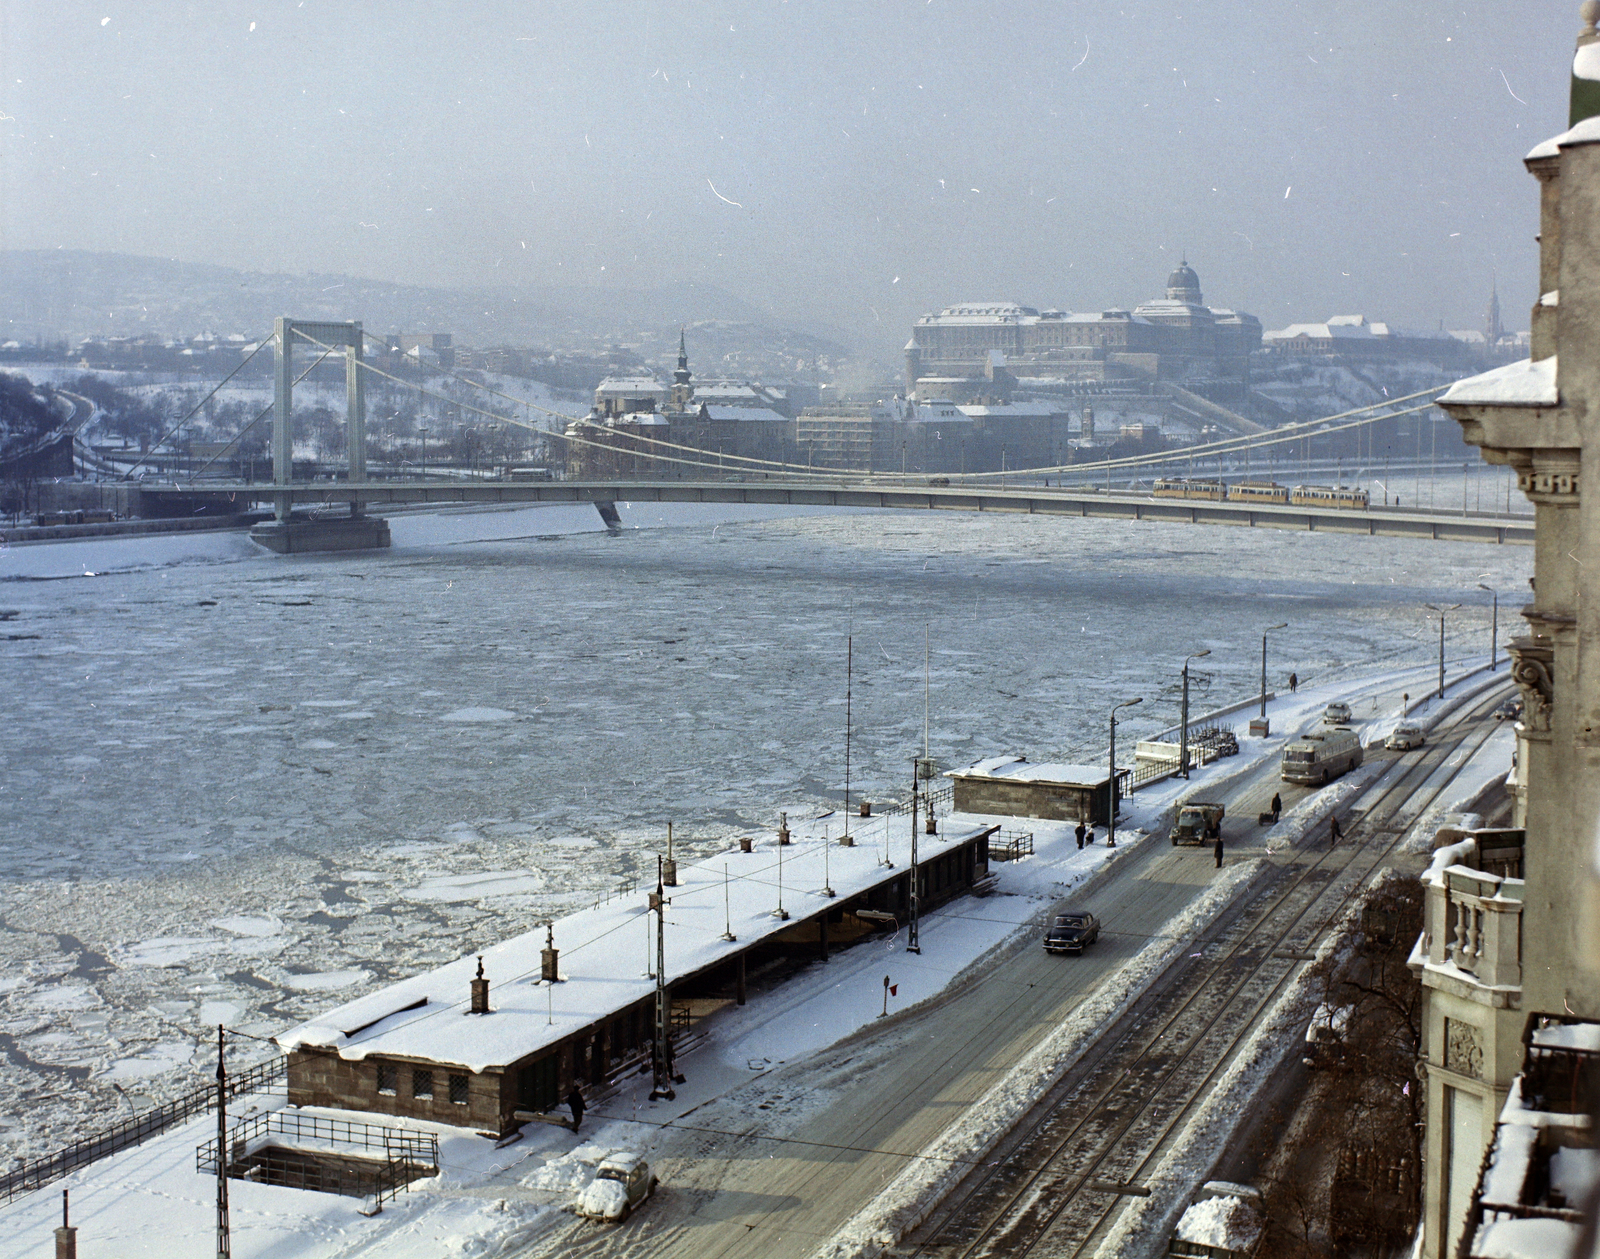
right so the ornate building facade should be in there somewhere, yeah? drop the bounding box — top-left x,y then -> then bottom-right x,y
1421,10 -> 1600,1255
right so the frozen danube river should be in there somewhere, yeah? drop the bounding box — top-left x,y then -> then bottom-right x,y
0,502 -> 1527,1161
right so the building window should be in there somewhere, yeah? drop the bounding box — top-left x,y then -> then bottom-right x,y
412,1069 -> 434,1099
376,1063 -> 397,1096
449,1073 -> 470,1105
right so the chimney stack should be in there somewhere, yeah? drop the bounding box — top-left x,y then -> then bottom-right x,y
541,923 -> 561,983
777,812 -> 791,845
55,1189 -> 77,1259
470,956 -> 489,1014
663,822 -> 678,887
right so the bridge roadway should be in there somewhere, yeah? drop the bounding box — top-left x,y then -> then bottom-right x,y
139,477 -> 1533,545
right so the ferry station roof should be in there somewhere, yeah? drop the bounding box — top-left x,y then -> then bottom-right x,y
276,815 -> 997,1074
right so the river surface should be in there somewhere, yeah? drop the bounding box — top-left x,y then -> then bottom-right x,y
0,501 -> 1528,1160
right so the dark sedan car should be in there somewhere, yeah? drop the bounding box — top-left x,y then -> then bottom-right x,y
1043,911 -> 1100,954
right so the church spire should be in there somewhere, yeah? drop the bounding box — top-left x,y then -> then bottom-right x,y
670,327 -> 694,409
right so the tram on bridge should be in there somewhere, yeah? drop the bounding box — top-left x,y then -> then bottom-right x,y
1153,478 -> 1371,510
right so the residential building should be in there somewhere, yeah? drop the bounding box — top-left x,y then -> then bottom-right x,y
1423,11 -> 1600,1256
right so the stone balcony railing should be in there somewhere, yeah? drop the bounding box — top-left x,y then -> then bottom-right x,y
1417,831 -> 1526,996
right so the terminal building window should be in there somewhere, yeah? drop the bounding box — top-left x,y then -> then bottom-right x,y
376,1063 -> 397,1095
412,1069 -> 434,1100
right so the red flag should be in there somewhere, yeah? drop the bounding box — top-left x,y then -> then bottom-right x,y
889,984 -> 898,996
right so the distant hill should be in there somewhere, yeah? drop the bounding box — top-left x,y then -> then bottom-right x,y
0,251 -> 860,380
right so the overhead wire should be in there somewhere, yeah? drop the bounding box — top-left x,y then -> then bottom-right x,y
121,335 -> 276,480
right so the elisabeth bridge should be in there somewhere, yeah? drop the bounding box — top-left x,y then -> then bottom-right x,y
117,318 -> 1529,551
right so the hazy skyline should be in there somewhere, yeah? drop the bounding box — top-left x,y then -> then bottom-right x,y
0,2 -> 1582,357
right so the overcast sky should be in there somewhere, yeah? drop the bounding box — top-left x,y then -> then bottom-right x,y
0,2 -> 1583,356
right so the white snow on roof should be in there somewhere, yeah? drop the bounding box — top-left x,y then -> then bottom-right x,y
1173,1195 -> 1263,1250
594,377 -> 665,395
1439,356 -> 1558,407
950,756 -> 1114,786
701,405 -> 788,423
1531,1021 -> 1600,1052
1472,1214 -> 1581,1259
957,402 -> 1062,418
277,817 -> 997,1073
1479,1121 -> 1536,1206
1526,114 -> 1600,160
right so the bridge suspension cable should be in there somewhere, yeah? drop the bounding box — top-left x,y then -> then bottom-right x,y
286,324 -> 1454,484
122,335 -> 277,480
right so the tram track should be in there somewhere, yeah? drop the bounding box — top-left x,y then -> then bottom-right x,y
901,684 -> 1514,1259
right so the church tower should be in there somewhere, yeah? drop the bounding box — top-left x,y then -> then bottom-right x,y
669,329 -> 695,411
1485,281 -> 1504,346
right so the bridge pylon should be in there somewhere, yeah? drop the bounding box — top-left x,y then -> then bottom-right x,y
271,317 -> 367,520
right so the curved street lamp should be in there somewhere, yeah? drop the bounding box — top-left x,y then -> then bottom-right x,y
1259,623 -> 1290,734
1108,697 -> 1143,847
1181,650 -> 1212,779
1424,603 -> 1462,699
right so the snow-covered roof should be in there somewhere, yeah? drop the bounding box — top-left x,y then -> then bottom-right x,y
700,405 -> 788,424
1525,113 -> 1600,160
958,402 -> 1062,418
594,376 -> 665,397
949,756 -> 1116,787
1439,356 -> 1558,407
276,817 -> 998,1073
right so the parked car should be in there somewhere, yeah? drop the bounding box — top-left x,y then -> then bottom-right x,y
1494,699 -> 1523,722
1322,702 -> 1353,726
576,1152 -> 658,1223
1384,723 -> 1426,751
1043,911 -> 1100,954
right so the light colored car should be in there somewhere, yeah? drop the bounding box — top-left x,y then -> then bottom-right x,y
577,1152 -> 657,1223
1385,723 -> 1425,751
1322,702 -> 1353,726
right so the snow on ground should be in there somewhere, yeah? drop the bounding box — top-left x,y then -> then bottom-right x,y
1400,723 -> 1517,854
1173,1194 -> 1263,1250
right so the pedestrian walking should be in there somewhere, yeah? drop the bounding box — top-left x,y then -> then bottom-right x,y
1289,672 -> 1298,693
1075,821 -> 1086,851
1270,792 -> 1282,823
1085,825 -> 1095,845
567,1085 -> 586,1133
1329,814 -> 1343,847
1214,835 -> 1224,869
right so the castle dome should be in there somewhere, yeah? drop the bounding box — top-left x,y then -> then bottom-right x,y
1165,261 -> 1202,304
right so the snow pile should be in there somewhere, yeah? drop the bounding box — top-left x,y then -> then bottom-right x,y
1401,726 -> 1517,855
1174,1194 -> 1262,1251
810,857 -> 1264,1259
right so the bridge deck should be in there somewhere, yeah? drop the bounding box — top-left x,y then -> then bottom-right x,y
137,478 -> 1533,545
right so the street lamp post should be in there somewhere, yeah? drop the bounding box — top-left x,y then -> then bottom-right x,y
1108,697 -> 1143,848
1424,603 -> 1462,699
1180,650 -> 1211,778
1256,623 -> 1289,736
1478,583 -> 1499,672
418,426 -> 428,481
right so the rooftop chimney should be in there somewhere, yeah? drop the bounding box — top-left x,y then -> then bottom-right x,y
777,812 -> 791,845
470,956 -> 489,1014
541,923 -> 561,983
663,822 -> 678,887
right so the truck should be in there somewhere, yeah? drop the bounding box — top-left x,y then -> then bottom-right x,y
1172,802 -> 1225,845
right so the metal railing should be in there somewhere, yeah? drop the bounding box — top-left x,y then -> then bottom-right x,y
1,1055 -> 286,1205
991,830 -> 1035,862
197,1110 -> 438,1206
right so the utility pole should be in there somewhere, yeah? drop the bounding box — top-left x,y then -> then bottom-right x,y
1181,650 -> 1211,777
649,857 -> 676,1100
1259,622 -> 1289,734
216,1024 -> 230,1259
1479,583 -> 1499,671
908,757 -> 921,954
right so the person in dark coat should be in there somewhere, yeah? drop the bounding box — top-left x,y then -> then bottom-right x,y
567,1086 -> 586,1132
1330,814 -> 1343,847
1270,792 -> 1282,823
1289,672 -> 1298,693
1214,835 -> 1224,869
1075,821 -> 1086,850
